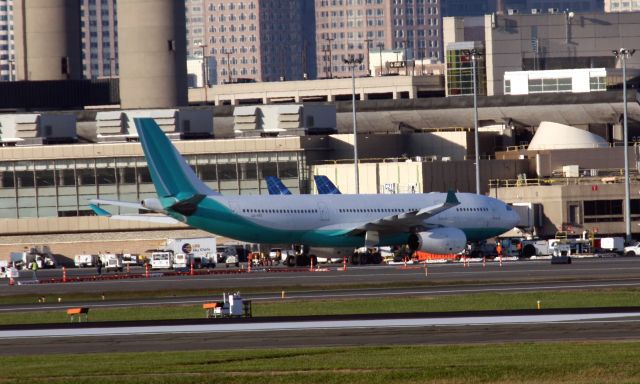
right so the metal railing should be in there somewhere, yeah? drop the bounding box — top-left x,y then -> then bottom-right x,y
489,173 -> 640,189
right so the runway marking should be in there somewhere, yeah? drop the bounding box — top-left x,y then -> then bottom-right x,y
3,280 -> 640,312
2,312 -> 640,339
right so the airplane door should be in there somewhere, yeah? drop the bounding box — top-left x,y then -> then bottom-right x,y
228,201 -> 240,214
317,202 -> 330,221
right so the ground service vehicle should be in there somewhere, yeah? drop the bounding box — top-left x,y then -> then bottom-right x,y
74,254 -> 98,268
9,247 -> 57,270
121,253 -> 141,266
99,253 -> 124,272
598,237 -> 624,254
150,251 -> 173,269
220,247 -> 239,267
165,237 -> 216,267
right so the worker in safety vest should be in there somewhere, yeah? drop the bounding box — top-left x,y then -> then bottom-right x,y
30,259 -> 38,279
496,242 -> 503,257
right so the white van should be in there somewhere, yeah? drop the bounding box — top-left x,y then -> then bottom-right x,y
74,254 -> 98,268
150,251 -> 173,269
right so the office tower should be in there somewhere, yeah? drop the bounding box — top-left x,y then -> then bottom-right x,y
0,0 -> 14,81
80,0 -> 117,79
315,0 -> 443,79
187,0 -> 306,84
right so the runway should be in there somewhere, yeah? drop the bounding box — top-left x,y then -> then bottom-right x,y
1,308 -> 640,355
2,257 -> 640,355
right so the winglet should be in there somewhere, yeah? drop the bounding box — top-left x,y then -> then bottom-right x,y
89,204 -> 112,217
445,189 -> 459,205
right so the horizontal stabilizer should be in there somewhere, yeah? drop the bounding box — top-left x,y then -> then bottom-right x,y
89,199 -> 148,211
89,203 -> 180,224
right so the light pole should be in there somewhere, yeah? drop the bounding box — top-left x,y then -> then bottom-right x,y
108,57 -> 115,80
364,38 -> 372,76
344,54 -> 363,194
199,44 -> 208,103
613,48 -> 636,241
224,48 -> 232,84
377,43 -> 384,76
402,39 -> 408,75
325,37 -> 334,78
8,57 -> 14,81
321,48 -> 329,78
464,48 -> 482,195
564,10 -> 574,45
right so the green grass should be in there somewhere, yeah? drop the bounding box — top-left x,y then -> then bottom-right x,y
3,342 -> 640,383
2,288 -> 640,325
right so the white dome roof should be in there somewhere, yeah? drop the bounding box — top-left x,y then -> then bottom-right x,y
528,121 -> 608,150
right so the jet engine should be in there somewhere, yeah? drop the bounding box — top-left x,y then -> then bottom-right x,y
141,198 -> 164,212
408,228 -> 467,254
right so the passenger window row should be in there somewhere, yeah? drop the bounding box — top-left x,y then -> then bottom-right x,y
338,208 -> 416,213
456,207 -> 488,212
243,208 -> 318,214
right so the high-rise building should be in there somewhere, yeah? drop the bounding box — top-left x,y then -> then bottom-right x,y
604,0 -> 640,12
500,0 -> 604,13
315,0 -> 443,79
441,0 -> 491,16
0,0 -> 14,82
185,0 -> 205,58
185,0 -> 308,84
80,0 -> 118,79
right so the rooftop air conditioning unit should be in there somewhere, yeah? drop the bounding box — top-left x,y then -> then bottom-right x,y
507,8 -> 519,15
531,8 -> 541,14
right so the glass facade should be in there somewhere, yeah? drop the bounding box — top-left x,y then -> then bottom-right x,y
527,77 -> 572,93
446,47 -> 486,96
0,151 -> 306,219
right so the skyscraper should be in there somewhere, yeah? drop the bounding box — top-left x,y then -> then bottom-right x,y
315,0 -> 443,79
185,1 -> 308,84
0,0 -> 14,81
80,0 -> 118,79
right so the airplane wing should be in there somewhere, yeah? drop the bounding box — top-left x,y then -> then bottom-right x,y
341,190 -> 460,236
89,204 -> 180,224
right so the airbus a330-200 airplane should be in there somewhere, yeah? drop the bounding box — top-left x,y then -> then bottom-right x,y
90,118 -> 520,257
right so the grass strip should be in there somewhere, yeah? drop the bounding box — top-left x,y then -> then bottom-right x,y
2,342 -> 640,383
1,288 -> 640,325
